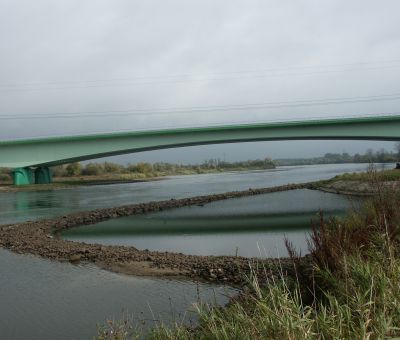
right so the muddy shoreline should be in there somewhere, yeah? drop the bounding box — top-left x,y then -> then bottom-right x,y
0,183 -> 314,285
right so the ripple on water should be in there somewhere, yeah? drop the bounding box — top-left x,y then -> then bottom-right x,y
62,189 -> 358,258
0,249 -> 237,340
0,164 -> 387,338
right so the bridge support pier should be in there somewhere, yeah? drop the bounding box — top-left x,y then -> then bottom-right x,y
12,166 -> 52,185
12,167 -> 34,185
35,166 -> 52,184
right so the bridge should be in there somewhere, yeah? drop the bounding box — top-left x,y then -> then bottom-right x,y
1,114 -> 400,185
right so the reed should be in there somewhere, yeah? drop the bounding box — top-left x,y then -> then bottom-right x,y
97,167 -> 400,339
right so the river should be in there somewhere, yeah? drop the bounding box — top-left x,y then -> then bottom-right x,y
0,163 -> 393,339
62,189 -> 353,258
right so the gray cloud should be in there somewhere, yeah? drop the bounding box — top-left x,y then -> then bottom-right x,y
0,0 -> 399,160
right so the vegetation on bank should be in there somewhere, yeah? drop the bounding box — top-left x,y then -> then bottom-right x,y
52,158 -> 276,178
0,158 -> 276,184
276,145 -> 400,166
97,169 -> 400,339
1,146 -> 399,185
0,167 -> 11,182
325,168 -> 400,182
311,168 -> 400,196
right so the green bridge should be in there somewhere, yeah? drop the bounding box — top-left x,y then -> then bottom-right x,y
1,115 -> 400,185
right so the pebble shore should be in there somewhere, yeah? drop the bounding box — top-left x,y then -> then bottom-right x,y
0,183 -> 313,285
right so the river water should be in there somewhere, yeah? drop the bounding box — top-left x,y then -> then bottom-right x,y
62,189 -> 353,258
0,163 -> 393,339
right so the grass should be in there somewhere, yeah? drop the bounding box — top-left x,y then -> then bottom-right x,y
138,255 -> 400,339
97,253 -> 400,339
96,168 -> 400,339
327,168 -> 400,182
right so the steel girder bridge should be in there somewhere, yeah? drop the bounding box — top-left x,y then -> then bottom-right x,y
1,115 -> 400,185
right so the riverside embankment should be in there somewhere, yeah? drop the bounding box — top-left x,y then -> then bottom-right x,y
0,163 -> 397,339
0,183 -> 311,285
1,165 -> 397,284
314,168 -> 400,195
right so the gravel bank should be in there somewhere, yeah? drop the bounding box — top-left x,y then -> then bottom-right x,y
0,183 -> 312,285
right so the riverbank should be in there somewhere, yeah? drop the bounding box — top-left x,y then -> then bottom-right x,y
0,183 -> 310,285
313,168 -> 400,195
0,159 -> 276,191
1,169 -> 399,283
1,167 -> 398,277
3,167 -> 396,338
98,178 -> 400,339
0,176 -> 165,192
1,164 -> 397,193
0,169 -> 275,193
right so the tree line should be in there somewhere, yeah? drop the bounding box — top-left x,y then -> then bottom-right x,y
275,146 -> 400,166
1,145 -> 399,183
50,158 -> 276,178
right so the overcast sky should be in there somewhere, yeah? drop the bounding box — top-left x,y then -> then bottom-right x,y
1,0 -> 400,163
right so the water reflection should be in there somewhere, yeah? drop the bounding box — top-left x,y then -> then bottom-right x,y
13,191 -> 62,211
63,189 -> 359,257
0,164 -> 388,338
0,249 -> 236,340
0,163 -> 388,225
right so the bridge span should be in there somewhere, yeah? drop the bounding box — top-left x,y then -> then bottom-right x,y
1,115 -> 400,185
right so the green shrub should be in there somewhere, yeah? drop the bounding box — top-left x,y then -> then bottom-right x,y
82,163 -> 104,176
0,173 -> 11,182
51,165 -> 67,177
0,168 -> 11,182
65,162 -> 82,176
103,162 -> 124,174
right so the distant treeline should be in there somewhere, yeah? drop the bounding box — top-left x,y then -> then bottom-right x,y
275,148 -> 400,166
50,158 -> 276,178
1,147 -> 399,183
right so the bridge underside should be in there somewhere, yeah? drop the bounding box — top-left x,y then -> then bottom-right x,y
1,115 -> 400,185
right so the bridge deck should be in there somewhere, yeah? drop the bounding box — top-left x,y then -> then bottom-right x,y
1,115 -> 400,169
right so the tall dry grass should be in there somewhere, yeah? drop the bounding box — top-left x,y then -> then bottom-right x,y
97,167 -> 400,339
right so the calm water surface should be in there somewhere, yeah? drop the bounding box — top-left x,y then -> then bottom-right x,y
62,189 -> 356,257
0,249 -> 234,340
0,163 -> 391,224
0,163 -> 393,339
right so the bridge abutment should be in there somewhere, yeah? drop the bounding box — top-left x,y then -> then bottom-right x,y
12,167 -> 52,185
